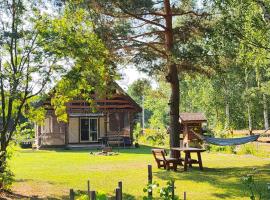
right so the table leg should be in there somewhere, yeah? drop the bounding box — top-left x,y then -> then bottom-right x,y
197,152 -> 203,170
184,153 -> 188,171
187,152 -> 192,167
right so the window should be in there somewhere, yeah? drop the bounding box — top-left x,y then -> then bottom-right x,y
80,118 -> 98,142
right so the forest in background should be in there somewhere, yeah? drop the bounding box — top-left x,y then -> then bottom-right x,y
128,70 -> 269,133
126,0 -> 270,134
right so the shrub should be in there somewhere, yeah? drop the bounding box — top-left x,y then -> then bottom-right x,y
143,180 -> 179,200
208,145 -> 236,154
238,144 -> 256,155
241,168 -> 270,200
138,128 -> 169,147
0,146 -> 15,190
0,166 -> 14,190
76,190 -> 108,200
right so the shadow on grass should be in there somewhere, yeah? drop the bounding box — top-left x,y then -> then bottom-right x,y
0,190 -> 68,200
154,163 -> 270,199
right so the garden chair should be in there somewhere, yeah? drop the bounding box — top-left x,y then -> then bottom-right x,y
152,149 -> 182,171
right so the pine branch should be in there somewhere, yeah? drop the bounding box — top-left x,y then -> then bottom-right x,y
116,4 -> 166,29
117,31 -> 164,40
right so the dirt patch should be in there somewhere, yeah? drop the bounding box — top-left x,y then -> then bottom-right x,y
0,190 -> 30,200
11,181 -> 68,199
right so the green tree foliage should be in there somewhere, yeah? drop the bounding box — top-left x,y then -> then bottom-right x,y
0,0 -> 60,187
0,0 -> 114,188
37,3 -> 116,121
137,0 -> 270,133
127,78 -> 151,105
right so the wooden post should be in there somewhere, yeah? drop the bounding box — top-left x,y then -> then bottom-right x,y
184,191 -> 187,200
90,191 -> 96,200
171,180 -> 175,199
118,181 -> 122,200
69,189 -> 75,200
87,180 -> 90,200
148,165 -> 153,197
115,187 -> 121,200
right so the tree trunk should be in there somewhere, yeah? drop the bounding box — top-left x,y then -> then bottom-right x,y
0,131 -> 7,189
263,94 -> 269,130
247,104 -> 252,133
225,100 -> 230,130
164,0 -> 180,155
168,64 -> 180,148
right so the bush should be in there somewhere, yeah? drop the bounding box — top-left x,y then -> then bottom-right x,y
241,168 -> 270,200
0,166 -> 14,190
238,144 -> 256,155
208,145 -> 236,154
143,180 -> 179,200
0,147 -> 15,190
76,190 -> 108,200
138,128 -> 169,147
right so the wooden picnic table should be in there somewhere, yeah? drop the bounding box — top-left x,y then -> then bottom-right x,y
171,147 -> 206,171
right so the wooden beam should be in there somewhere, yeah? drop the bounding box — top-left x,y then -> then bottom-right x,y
67,105 -> 135,109
68,99 -> 130,104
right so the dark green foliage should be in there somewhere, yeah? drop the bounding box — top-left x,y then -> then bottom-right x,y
241,168 -> 270,200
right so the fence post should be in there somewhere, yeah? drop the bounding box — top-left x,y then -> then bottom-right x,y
90,191 -> 96,200
171,180 -> 175,199
148,164 -> 153,197
118,181 -> 122,200
87,180 -> 90,200
184,191 -> 187,200
115,187 -> 121,200
69,189 -> 75,200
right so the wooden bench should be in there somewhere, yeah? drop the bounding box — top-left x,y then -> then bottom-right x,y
103,136 -> 132,147
152,149 -> 183,171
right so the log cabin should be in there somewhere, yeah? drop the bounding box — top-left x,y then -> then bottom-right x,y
34,84 -> 142,148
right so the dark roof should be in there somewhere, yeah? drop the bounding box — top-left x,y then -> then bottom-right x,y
179,113 -> 207,123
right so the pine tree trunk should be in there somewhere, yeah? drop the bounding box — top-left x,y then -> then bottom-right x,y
263,94 -> 269,130
164,0 -> 180,155
168,64 -> 180,148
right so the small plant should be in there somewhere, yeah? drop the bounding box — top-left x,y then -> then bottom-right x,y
159,180 -> 178,200
143,181 -> 159,199
143,180 -> 178,200
241,168 -> 269,200
75,190 -> 109,200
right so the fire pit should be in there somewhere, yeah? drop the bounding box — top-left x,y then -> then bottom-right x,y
90,146 -> 119,156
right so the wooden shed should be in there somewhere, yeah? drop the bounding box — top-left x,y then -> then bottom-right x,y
179,113 -> 207,148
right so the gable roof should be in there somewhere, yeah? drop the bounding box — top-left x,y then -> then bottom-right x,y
42,81 -> 142,113
179,112 -> 207,123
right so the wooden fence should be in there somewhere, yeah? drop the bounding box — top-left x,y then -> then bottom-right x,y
69,165 -> 187,200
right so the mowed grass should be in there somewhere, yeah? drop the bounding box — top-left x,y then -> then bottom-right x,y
10,146 -> 270,199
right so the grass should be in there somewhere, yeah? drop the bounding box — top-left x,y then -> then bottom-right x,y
9,145 -> 270,200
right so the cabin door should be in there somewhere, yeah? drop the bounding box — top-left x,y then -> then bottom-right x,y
80,118 -> 98,142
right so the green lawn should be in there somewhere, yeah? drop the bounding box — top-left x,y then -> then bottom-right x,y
10,146 -> 270,199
